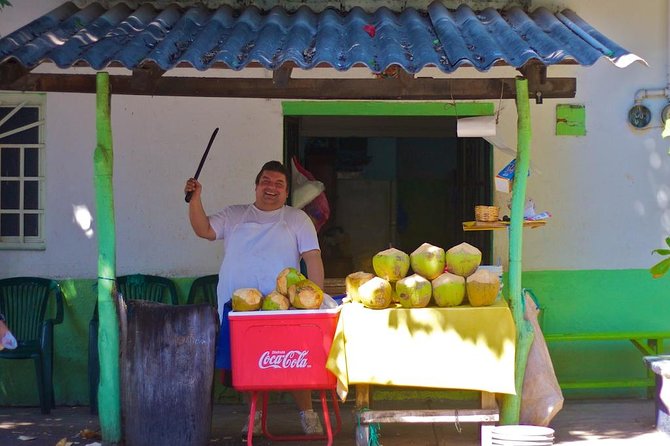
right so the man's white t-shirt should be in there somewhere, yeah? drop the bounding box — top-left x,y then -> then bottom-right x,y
208,204 -> 320,306
209,204 -> 319,253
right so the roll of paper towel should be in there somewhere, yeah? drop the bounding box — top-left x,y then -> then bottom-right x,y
457,115 -> 496,137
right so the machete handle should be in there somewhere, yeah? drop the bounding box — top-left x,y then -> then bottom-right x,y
185,190 -> 195,203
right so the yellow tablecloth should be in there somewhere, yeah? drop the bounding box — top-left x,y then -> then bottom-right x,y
326,300 -> 516,400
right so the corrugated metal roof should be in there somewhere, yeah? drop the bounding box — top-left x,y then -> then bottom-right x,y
0,1 -> 643,74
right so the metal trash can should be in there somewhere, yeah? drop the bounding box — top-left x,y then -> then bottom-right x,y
121,300 -> 218,446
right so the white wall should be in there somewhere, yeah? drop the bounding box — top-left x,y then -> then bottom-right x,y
1,0 -> 668,278
496,0 -> 669,270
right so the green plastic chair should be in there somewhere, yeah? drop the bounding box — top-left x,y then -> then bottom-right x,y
187,274 -> 219,308
0,277 -> 63,414
88,274 -> 178,414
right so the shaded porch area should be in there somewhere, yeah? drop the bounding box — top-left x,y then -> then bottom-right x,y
0,398 -> 666,445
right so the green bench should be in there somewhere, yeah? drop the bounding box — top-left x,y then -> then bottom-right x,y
543,331 -> 670,391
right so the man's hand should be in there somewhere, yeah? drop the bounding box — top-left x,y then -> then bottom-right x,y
185,178 -> 216,240
185,178 -> 202,201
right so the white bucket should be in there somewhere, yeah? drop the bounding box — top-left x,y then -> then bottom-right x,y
491,425 -> 554,446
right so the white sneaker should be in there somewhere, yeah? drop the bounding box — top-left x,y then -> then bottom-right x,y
241,410 -> 262,436
300,409 -> 324,435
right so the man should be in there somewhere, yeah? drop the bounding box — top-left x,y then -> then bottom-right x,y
185,160 -> 325,436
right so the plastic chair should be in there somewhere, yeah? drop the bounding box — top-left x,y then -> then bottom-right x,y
88,274 -> 178,414
187,274 -> 219,308
0,277 -> 63,414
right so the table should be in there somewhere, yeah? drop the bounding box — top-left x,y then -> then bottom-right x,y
326,300 -> 516,445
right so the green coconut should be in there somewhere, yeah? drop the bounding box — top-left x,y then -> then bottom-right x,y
445,242 -> 482,278
288,279 -> 324,309
276,267 -> 306,295
410,242 -> 446,280
372,247 -> 410,282
261,290 -> 290,311
232,288 -> 262,311
432,272 -> 466,307
466,269 -> 500,307
358,276 -> 393,309
345,271 -> 375,303
395,274 -> 432,308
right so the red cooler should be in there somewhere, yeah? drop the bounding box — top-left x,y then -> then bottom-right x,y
229,307 -> 342,445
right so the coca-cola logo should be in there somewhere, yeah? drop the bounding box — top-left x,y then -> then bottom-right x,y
258,350 -> 311,369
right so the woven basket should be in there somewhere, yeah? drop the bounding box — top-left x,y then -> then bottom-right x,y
475,205 -> 499,222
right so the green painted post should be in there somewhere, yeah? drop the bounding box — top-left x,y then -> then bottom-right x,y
500,77 -> 535,425
94,72 -> 122,442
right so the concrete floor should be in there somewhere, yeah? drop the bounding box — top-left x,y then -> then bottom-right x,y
0,398 -> 668,446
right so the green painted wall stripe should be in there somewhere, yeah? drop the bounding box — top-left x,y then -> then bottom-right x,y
282,101 -> 494,116
520,270 -> 670,333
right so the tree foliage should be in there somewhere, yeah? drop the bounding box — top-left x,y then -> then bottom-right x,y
650,237 -> 670,278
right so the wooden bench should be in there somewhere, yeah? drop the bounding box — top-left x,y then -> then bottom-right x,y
544,331 -> 670,392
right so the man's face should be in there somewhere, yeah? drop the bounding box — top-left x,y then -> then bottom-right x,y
255,170 -> 288,211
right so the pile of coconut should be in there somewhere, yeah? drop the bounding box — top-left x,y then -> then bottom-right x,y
346,242 -> 500,309
231,267 -> 324,311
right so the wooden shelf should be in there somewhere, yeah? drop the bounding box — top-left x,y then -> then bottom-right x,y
462,220 -> 547,231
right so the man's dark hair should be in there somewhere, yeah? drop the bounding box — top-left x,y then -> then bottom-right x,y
255,161 -> 289,189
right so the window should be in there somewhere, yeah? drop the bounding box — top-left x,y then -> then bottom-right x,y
0,94 -> 45,249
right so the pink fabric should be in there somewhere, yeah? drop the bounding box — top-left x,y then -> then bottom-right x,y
292,156 -> 330,233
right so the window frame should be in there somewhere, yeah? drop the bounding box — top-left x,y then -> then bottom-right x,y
0,93 -> 46,250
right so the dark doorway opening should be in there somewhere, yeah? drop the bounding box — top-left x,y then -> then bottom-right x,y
285,115 -> 492,279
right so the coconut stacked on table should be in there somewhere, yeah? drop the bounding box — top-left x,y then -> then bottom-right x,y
443,242 -> 499,307
345,242 -> 500,309
231,267 -> 324,311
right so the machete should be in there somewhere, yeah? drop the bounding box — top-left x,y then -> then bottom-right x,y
185,127 -> 219,203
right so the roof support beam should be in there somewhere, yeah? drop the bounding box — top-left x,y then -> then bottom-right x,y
0,60 -> 29,86
0,73 -> 576,100
272,66 -> 293,87
130,63 -> 166,92
398,68 -> 415,86
518,61 -> 549,104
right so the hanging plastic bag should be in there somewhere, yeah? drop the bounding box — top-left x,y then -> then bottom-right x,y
291,156 -> 330,232
520,291 -> 564,426
0,317 -> 17,350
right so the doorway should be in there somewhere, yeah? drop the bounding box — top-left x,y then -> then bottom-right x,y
284,112 -> 492,279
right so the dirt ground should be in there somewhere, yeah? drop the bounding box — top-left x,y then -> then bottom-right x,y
0,398 -> 667,446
